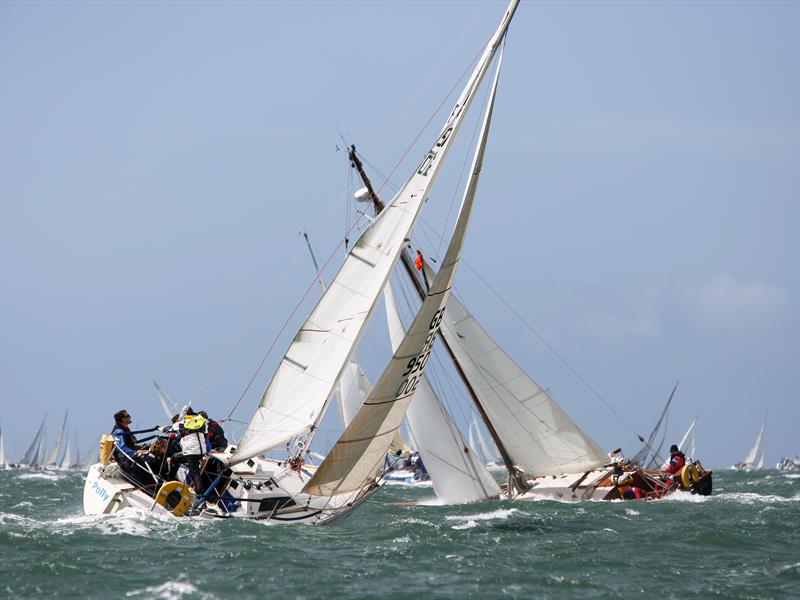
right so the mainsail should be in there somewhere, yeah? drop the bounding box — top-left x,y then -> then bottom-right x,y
234,0 -> 520,465
429,276 -> 608,476
631,382 -> 678,467
59,435 -> 73,470
303,37 -> 506,497
46,412 -> 68,466
0,429 -> 8,467
384,283 -> 500,502
743,418 -> 766,469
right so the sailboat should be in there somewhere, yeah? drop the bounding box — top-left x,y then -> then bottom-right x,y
45,412 -> 68,469
0,428 -> 12,470
731,417 -> 766,471
20,415 -> 46,469
345,61 -> 713,505
84,0 -> 520,522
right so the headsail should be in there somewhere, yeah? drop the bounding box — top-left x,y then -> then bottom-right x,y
303,37 -> 507,497
153,381 -> 179,421
384,282 -> 500,502
234,0 -> 520,465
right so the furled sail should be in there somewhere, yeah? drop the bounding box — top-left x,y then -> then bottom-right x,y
303,39 -> 506,497
384,283 -> 500,502
234,0 -> 520,465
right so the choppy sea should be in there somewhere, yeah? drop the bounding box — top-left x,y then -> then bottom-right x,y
0,468 -> 797,599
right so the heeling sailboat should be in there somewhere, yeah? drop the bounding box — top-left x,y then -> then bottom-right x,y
732,416 -> 766,471
20,415 -> 46,468
347,54 -> 712,505
83,0 -> 520,522
302,38 -> 506,501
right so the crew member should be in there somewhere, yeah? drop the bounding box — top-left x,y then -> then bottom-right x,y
663,444 -> 687,475
111,410 -> 157,488
174,409 -> 209,492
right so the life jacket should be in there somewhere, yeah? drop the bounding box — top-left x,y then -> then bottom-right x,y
178,415 -> 208,457
666,451 -> 686,474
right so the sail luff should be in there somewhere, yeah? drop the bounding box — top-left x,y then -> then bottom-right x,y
233,0 -> 518,465
303,41 -> 505,497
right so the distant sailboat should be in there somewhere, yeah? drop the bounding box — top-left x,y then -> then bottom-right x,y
732,416 -> 766,471
45,412 -> 68,468
678,417 -> 697,459
0,429 -> 11,469
20,416 -> 46,468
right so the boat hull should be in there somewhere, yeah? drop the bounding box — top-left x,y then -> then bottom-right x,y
83,455 -> 380,524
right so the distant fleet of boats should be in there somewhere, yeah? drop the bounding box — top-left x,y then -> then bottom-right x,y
1,413 -> 98,471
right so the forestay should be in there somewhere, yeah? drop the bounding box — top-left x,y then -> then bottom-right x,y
303,39 -> 507,497
384,283 -> 500,503
433,279 -> 608,476
234,0 -> 520,464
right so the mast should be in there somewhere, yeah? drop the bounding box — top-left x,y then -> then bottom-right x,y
347,146 -> 530,495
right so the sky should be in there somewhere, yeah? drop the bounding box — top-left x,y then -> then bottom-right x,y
1,0 -> 798,470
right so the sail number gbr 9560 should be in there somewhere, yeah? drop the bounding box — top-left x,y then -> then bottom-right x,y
395,307 -> 446,398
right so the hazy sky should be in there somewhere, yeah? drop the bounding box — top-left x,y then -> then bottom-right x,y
1,0 -> 798,469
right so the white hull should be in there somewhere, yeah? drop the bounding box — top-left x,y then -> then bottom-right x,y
83,454 -> 380,525
513,468 -> 615,501
383,468 -> 432,487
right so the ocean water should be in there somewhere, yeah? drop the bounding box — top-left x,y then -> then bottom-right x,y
0,469 -> 797,599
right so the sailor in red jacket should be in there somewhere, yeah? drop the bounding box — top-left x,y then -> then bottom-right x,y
663,444 -> 686,475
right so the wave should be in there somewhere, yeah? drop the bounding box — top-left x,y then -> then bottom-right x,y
125,577 -> 214,600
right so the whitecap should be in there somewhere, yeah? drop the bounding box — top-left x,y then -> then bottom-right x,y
445,507 -> 519,523
17,472 -> 64,481
125,578 -> 213,600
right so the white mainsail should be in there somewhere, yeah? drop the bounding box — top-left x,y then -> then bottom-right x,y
0,429 -> 8,467
59,435 -> 73,470
46,412 -> 68,466
384,282 -> 500,502
678,418 -> 697,458
743,418 -> 766,469
337,362 -> 370,428
303,37 -> 506,497
235,0 -> 520,465
432,277 -> 608,476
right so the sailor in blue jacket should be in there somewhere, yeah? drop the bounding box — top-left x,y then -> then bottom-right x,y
111,409 -> 159,489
